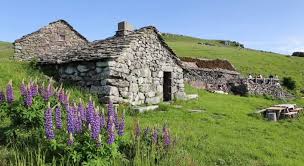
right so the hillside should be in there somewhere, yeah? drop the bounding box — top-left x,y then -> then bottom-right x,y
1,40 -> 304,165
163,34 -> 304,93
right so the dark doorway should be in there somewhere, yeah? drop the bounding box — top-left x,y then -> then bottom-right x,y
163,72 -> 172,101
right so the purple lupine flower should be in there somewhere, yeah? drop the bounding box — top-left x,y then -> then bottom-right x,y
107,101 -> 114,118
92,110 -> 101,140
30,80 -> 38,97
152,128 -> 158,144
6,80 -> 14,104
87,97 -> 95,125
20,79 -> 27,97
39,82 -> 45,97
108,123 -> 115,145
118,112 -> 125,136
114,109 -> 119,130
78,99 -> 86,122
0,91 -> 5,104
67,104 -> 75,134
74,103 -> 82,133
107,116 -> 114,133
58,89 -> 65,104
163,127 -> 171,148
55,106 -> 62,129
134,120 -> 141,139
43,83 -> 52,101
64,92 -> 70,105
44,103 -> 55,140
100,110 -> 105,129
25,85 -> 33,107
67,133 -> 74,146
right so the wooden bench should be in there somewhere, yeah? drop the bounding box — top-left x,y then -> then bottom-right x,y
282,110 -> 298,118
290,108 -> 303,113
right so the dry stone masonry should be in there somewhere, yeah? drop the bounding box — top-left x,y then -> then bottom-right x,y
23,21 -> 185,105
182,58 -> 240,91
13,20 -> 88,61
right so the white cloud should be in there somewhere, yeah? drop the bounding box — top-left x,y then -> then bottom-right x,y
243,36 -> 304,55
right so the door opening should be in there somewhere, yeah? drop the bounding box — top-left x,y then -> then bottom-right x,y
163,72 -> 172,101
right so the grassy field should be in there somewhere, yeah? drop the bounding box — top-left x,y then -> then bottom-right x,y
163,34 -> 304,93
1,40 -> 304,165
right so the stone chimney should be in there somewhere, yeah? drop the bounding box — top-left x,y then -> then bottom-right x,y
116,21 -> 134,36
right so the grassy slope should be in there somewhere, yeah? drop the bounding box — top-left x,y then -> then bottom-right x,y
163,34 -> 304,93
0,41 -> 304,165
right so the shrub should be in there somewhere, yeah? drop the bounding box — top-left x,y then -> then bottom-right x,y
282,77 -> 296,90
292,52 -> 304,57
230,84 -> 248,96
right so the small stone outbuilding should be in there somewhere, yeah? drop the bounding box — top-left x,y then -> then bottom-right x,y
14,20 -> 88,61
16,20 -> 185,105
181,57 -> 240,92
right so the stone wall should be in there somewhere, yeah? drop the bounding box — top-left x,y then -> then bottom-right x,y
14,20 -> 87,61
56,28 -> 185,105
244,79 -> 292,100
184,68 -> 240,91
102,29 -> 185,105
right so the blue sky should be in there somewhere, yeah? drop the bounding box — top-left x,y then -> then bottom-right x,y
1,0 -> 304,54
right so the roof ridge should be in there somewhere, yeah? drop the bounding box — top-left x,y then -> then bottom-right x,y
14,19 -> 88,43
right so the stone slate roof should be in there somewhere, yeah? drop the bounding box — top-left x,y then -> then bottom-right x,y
39,26 -> 183,67
14,19 -> 88,43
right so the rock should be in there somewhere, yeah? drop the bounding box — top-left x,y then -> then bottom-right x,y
65,66 -> 76,75
96,61 -> 108,67
134,105 -> 159,113
188,109 -> 204,113
145,96 -> 161,104
181,94 -> 198,100
129,83 -> 139,93
77,65 -> 90,72
146,91 -> 155,98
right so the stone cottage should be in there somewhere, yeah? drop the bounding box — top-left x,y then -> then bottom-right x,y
14,20 -> 88,61
15,20 -> 185,105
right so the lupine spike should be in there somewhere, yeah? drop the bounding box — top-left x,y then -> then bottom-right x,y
74,102 -> 82,133
92,107 -> 101,140
152,127 -> 158,144
55,105 -> 62,129
67,104 -> 75,134
20,79 -> 27,97
108,123 -> 115,145
163,126 -> 171,148
6,80 -> 14,104
135,120 -> 141,139
87,97 -> 95,126
45,102 -> 55,140
100,108 -> 105,129
114,108 -> 119,130
25,83 -> 33,107
118,110 -> 125,136
78,98 -> 86,122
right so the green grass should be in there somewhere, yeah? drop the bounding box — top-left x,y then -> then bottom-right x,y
1,40 -> 304,165
163,34 -> 304,93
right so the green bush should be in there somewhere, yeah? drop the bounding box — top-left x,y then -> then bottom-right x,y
282,77 -> 296,90
230,84 -> 248,97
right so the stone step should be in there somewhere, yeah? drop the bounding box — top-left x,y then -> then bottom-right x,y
134,105 -> 159,113
186,94 -> 199,100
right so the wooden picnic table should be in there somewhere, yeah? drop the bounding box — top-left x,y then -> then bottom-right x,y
265,106 -> 286,119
